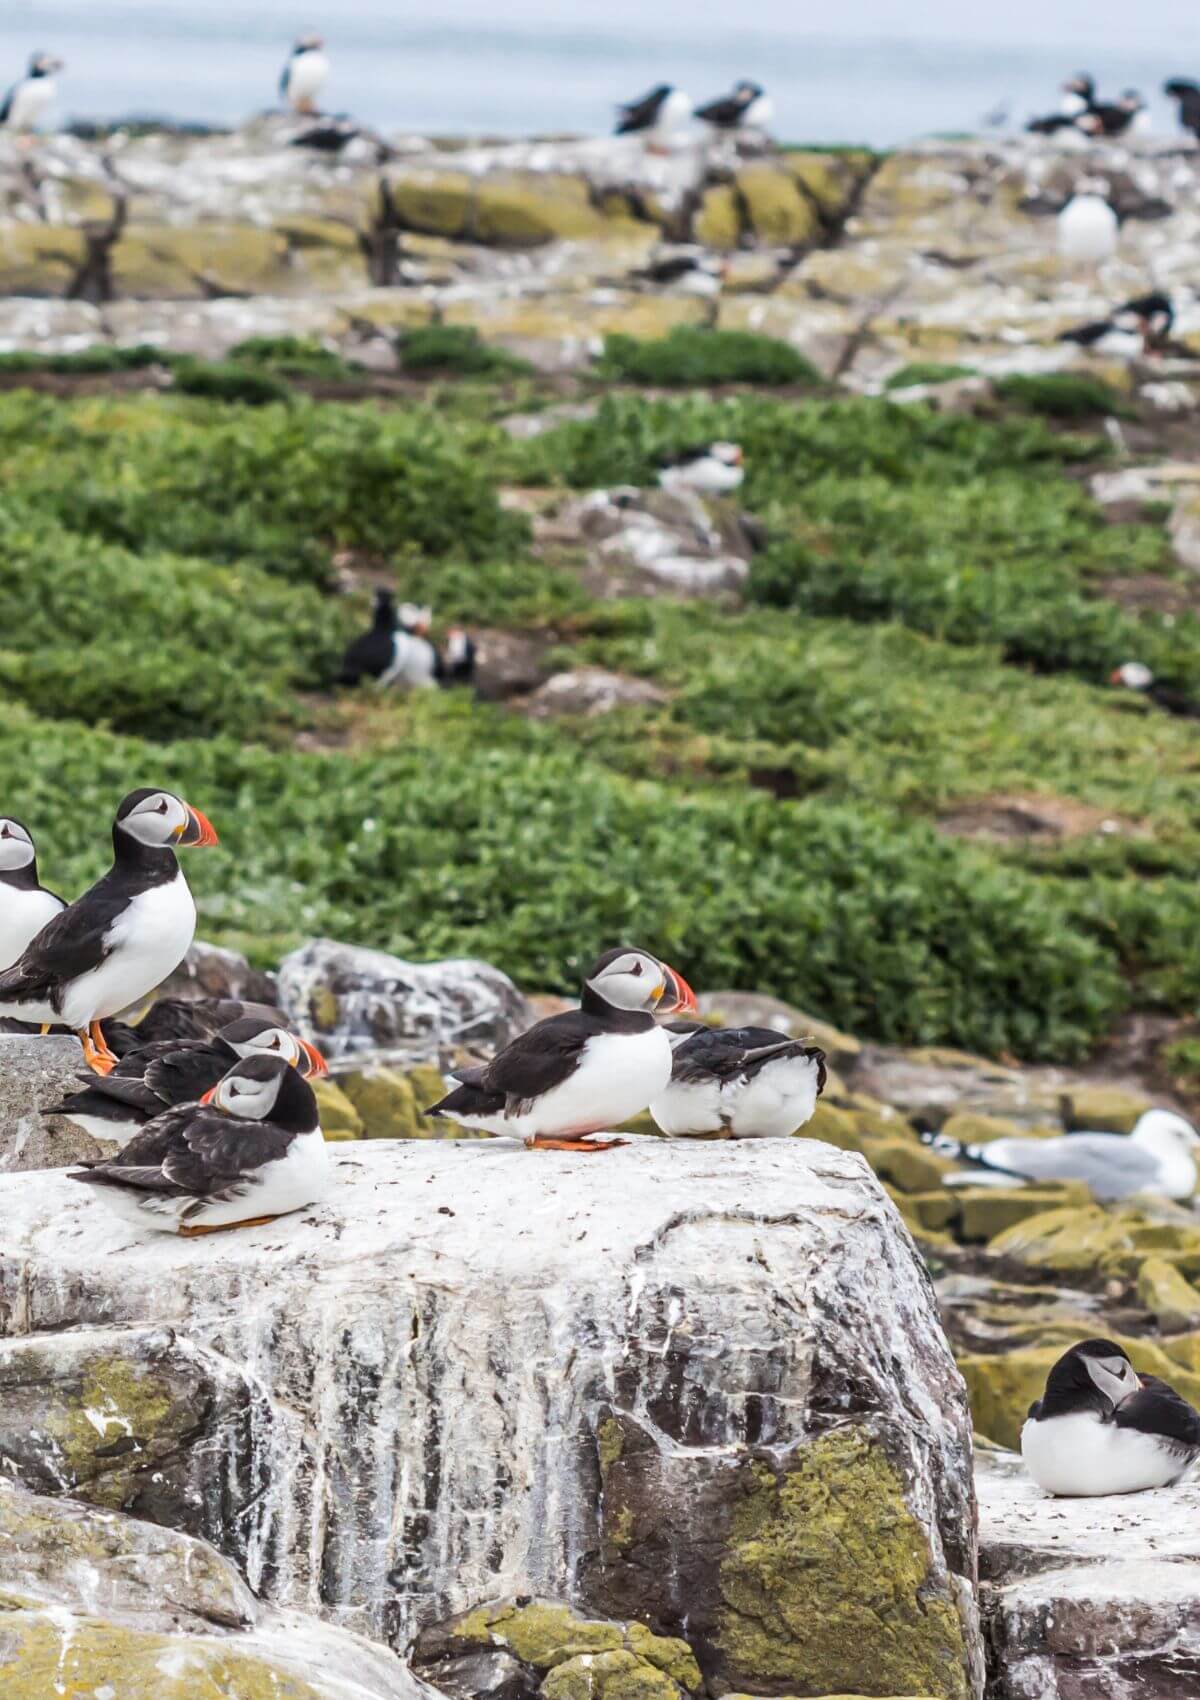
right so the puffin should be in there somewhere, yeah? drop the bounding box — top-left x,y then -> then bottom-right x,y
0,52 -> 63,135
383,603 -> 439,690
632,251 -> 726,297
1059,292 -> 1174,358
47,1015 -> 327,1148
695,81 -> 773,134
657,442 -> 744,495
923,1107 -> 1200,1202
68,1054 -> 329,1236
430,946 -> 697,1152
1077,93 -> 1147,139
615,84 -> 693,148
1022,1339 -> 1200,1496
1026,112 -> 1088,137
105,995 -> 287,1052
1057,183 -> 1118,266
435,628 -> 477,687
649,1023 -> 827,1138
0,788 -> 218,1075
1164,79 -> 1200,142
1059,73 -> 1096,117
280,34 -> 329,115
1110,661 -> 1200,718
0,818 -> 65,973
338,588 -> 399,686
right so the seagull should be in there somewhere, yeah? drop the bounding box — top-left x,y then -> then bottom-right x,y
0,52 -> 63,136
1022,1339 -> 1200,1496
923,1108 -> 1200,1202
280,34 -> 329,116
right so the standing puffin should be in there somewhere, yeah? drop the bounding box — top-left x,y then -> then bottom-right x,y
615,84 -> 692,148
0,788 -> 218,1075
1164,79 -> 1200,141
1059,73 -> 1096,117
1057,183 -> 1118,266
382,603 -> 439,690
430,947 -> 697,1152
650,1023 -> 827,1138
68,1054 -> 329,1236
1022,1339 -> 1200,1496
47,1015 -> 327,1148
695,81 -> 773,135
0,53 -> 63,136
338,588 -> 399,686
657,442 -> 744,495
280,34 -> 329,115
0,819 -> 65,972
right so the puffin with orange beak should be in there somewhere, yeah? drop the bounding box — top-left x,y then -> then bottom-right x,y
0,788 -> 218,1075
431,946 -> 697,1152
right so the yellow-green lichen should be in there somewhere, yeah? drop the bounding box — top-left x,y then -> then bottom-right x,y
451,1601 -> 623,1667
735,166 -> 821,247
597,1417 -> 625,1475
42,1354 -> 177,1500
313,1078 -> 364,1141
625,1624 -> 701,1691
445,1601 -> 700,1693
715,1430 -> 969,1700
542,1649 -> 681,1700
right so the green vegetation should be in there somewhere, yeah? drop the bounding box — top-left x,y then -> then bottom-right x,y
398,324 -> 533,377
0,363 -> 1196,1062
883,361 -> 977,390
227,335 -> 361,379
0,344 -> 167,375
596,327 -> 820,387
171,358 -> 292,406
993,371 -> 1133,419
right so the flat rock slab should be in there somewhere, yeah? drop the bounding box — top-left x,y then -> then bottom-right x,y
978,1453 -> 1200,1697
0,1034 -> 114,1173
0,1138 -> 980,1697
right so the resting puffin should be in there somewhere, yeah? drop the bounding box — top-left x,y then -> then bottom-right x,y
105,995 -> 286,1053
0,818 -> 65,973
0,788 -> 217,1075
1110,661 -> 1200,719
649,1023 -> 827,1138
280,34 -> 329,115
1059,292 -> 1174,358
615,84 -> 692,147
430,946 -> 697,1152
696,81 -> 772,134
0,52 -> 63,135
68,1054 -> 329,1236
435,628 -> 477,687
1022,1339 -> 1200,1495
657,442 -> 744,495
47,1015 -> 327,1148
1078,93 -> 1147,139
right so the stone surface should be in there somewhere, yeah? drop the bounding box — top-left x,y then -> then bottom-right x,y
557,487 -> 753,602
0,1479 -> 422,1699
0,1034 -> 112,1174
154,937 -> 279,1005
276,938 -> 533,1066
0,1138 -> 982,1695
520,669 -> 670,720
978,1452 -> 1200,1699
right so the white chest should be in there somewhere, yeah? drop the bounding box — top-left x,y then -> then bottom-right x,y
8,78 -> 54,131
524,1025 -> 673,1137
0,887 -> 63,972
1021,1410 -> 1191,1496
61,873 -> 197,1027
287,52 -> 328,103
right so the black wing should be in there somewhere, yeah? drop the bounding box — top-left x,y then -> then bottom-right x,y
68,1102 -> 199,1193
670,1024 -> 826,1088
142,1043 -> 230,1107
0,82 -> 16,126
695,94 -> 743,126
163,1112 -> 295,1195
1026,113 -> 1078,134
338,628 -> 393,685
1058,319 -> 1113,346
616,86 -> 666,134
0,876 -> 131,1009
1116,1376 -> 1200,1448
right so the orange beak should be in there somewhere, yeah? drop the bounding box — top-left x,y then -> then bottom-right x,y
298,1037 -> 329,1079
1109,668 -> 1123,685
178,805 -> 219,848
660,964 -> 698,1015
200,1084 -> 218,1105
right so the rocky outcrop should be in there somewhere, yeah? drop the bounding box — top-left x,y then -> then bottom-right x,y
0,1033 -> 108,1173
519,669 -> 670,720
0,1138 -> 983,1697
276,938 -> 532,1066
0,1478 -> 423,1699
154,938 -> 279,1005
977,1453 -> 1200,1699
555,487 -> 755,601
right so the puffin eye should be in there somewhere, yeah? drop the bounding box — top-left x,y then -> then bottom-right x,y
157,800 -> 168,814
270,1036 -> 281,1049
631,961 -> 642,977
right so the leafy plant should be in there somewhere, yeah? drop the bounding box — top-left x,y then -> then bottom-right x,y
883,362 -> 977,390
995,372 -> 1133,420
172,360 -> 293,406
398,325 -> 532,377
597,327 -> 819,387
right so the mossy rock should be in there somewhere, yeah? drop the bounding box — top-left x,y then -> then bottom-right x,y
475,175 -> 640,247
867,1138 -> 954,1194
938,1111 -> 1052,1147
313,1078 -> 363,1141
955,1182 -> 1092,1242
693,185 -> 741,251
112,225 -> 295,299
780,151 -> 864,220
542,1648 -> 683,1700
0,226 -> 85,294
715,1429 -> 970,1700
335,1066 -> 462,1139
431,1599 -> 701,1693
735,165 -> 821,248
960,1337 -> 1200,1451
987,1205 -> 1142,1278
388,171 -> 474,238
1136,1257 -> 1200,1330
1061,1085 -> 1154,1135
897,1190 -> 961,1233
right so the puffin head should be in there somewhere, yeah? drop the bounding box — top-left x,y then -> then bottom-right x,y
1119,89 -> 1145,113
1063,73 -> 1094,99
295,33 -> 325,52
1045,1338 -> 1141,1413
28,53 -> 63,77
0,818 -> 36,874
1165,79 -> 1200,100
583,947 -> 698,1016
711,442 -> 744,466
217,1016 -> 328,1079
115,789 -> 219,852
201,1052 -> 319,1131
372,588 -> 396,623
399,602 -> 433,636
735,81 -> 763,101
1110,661 -> 1153,691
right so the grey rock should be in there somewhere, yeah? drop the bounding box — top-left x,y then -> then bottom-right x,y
276,938 -> 533,1066
519,668 -> 669,719
0,1138 -> 982,1695
154,938 -> 278,1006
416,1647 -> 533,1700
0,1035 -> 111,1174
563,486 -> 751,601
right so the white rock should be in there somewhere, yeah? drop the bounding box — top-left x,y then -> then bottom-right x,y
0,1034 -> 114,1174
0,1138 -> 981,1692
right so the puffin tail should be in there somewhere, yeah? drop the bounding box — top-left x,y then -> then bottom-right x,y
429,1073 -> 505,1120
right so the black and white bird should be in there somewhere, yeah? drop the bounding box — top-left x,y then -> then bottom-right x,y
632,250 -> 726,297
1059,292 -> 1175,358
68,1054 -> 329,1236
1078,92 -> 1148,139
1059,73 -> 1096,118
924,1107 -> 1200,1202
657,442 -> 744,495
105,995 -> 286,1053
338,588 -> 400,686
430,946 -> 697,1152
280,34 -> 329,115
337,592 -> 438,690
1110,661 -> 1200,718
695,81 -> 773,134
0,789 -> 218,1075
0,53 -> 63,135
649,1022 -> 826,1138
0,819 -> 65,973
47,1015 -> 327,1148
1022,1339 -> 1200,1496
1057,182 -> 1118,266
435,628 -> 477,686
615,84 -> 692,146
1027,112 -> 1088,136
1164,79 -> 1200,141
